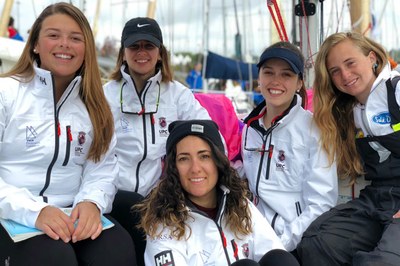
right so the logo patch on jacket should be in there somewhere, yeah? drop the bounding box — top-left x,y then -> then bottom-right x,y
372,112 -> 391,124
155,250 -> 175,266
26,126 -> 39,146
159,117 -> 167,128
78,131 -> 86,145
276,150 -> 286,171
242,243 -> 249,258
120,117 -> 132,133
159,117 -> 169,137
75,131 -> 86,156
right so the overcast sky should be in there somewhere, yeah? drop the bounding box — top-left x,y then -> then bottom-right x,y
3,0 -> 399,61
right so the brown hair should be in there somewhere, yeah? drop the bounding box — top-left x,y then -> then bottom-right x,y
109,44 -> 173,82
1,2 -> 114,162
259,41 -> 308,108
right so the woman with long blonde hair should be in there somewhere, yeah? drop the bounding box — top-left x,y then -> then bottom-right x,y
297,32 -> 400,266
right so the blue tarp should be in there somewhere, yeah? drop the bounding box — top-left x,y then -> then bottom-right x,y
204,51 -> 258,81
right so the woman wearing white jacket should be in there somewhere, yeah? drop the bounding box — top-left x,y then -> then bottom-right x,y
241,41 -> 338,252
103,17 -> 210,265
0,3 -> 134,265
136,119 -> 299,266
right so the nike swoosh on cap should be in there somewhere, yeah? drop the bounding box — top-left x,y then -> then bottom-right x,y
137,23 -> 150,28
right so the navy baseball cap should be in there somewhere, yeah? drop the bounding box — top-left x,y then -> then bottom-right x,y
257,47 -> 304,79
121,17 -> 163,48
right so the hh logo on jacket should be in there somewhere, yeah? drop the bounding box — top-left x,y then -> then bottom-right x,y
155,250 -> 175,266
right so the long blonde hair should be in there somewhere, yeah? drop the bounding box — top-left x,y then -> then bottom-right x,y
1,2 -> 114,162
313,32 -> 388,183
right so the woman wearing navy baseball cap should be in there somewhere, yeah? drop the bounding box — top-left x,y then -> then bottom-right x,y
103,17 -> 210,265
240,41 -> 338,258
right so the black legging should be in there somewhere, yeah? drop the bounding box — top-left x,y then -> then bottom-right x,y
231,249 -> 300,266
0,215 -> 135,266
110,190 -> 145,266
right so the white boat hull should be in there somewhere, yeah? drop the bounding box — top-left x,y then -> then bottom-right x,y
0,37 -> 25,73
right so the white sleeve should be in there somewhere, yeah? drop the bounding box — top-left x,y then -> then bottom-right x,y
176,85 -> 211,120
248,201 -> 285,261
0,88 -> 48,227
73,133 -> 118,214
279,127 -> 338,251
144,227 -> 189,266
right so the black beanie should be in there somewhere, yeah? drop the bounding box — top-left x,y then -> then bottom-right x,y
166,120 -> 224,154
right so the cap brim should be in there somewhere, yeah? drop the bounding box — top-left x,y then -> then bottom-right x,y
123,34 -> 161,48
257,55 -> 301,75
257,48 -> 303,76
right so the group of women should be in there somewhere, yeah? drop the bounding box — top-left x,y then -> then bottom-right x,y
0,2 -> 399,266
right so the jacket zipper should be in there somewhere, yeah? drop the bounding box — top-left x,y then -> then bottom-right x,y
255,124 -> 278,196
134,81 -> 155,191
39,78 -> 77,201
135,114 -> 147,192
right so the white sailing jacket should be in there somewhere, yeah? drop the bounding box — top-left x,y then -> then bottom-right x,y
241,95 -> 338,251
103,66 -> 210,196
0,67 -> 118,228
354,64 -> 400,143
144,186 -> 285,265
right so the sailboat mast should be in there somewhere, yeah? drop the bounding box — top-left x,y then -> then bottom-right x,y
202,0 -> 210,92
147,0 -> 156,18
222,0 -> 227,56
92,0 -> 102,39
0,0 -> 15,37
349,0 -> 371,36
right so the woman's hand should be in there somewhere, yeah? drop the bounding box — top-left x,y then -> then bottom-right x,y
35,206 -> 75,243
70,201 -> 102,243
393,210 -> 400,219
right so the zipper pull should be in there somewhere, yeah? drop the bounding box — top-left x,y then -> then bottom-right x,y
268,144 -> 274,158
57,122 -> 61,136
231,239 -> 239,260
138,107 -> 145,115
67,126 -> 73,141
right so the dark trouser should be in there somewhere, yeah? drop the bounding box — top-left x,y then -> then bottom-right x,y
231,249 -> 299,266
110,190 -> 145,266
297,185 -> 400,266
0,215 -> 136,266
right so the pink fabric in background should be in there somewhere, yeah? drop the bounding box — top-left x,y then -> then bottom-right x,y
306,89 -> 313,112
194,93 -> 243,161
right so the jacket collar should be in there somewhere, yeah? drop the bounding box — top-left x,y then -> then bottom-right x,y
244,94 -> 300,133
32,64 -> 81,101
119,64 -> 162,114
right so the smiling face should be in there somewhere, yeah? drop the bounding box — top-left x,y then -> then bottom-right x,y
326,39 -> 377,104
124,40 -> 161,81
34,13 -> 85,82
258,58 -> 302,114
175,135 -> 218,208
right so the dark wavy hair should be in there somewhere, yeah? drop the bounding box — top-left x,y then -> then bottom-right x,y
135,138 -> 252,240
